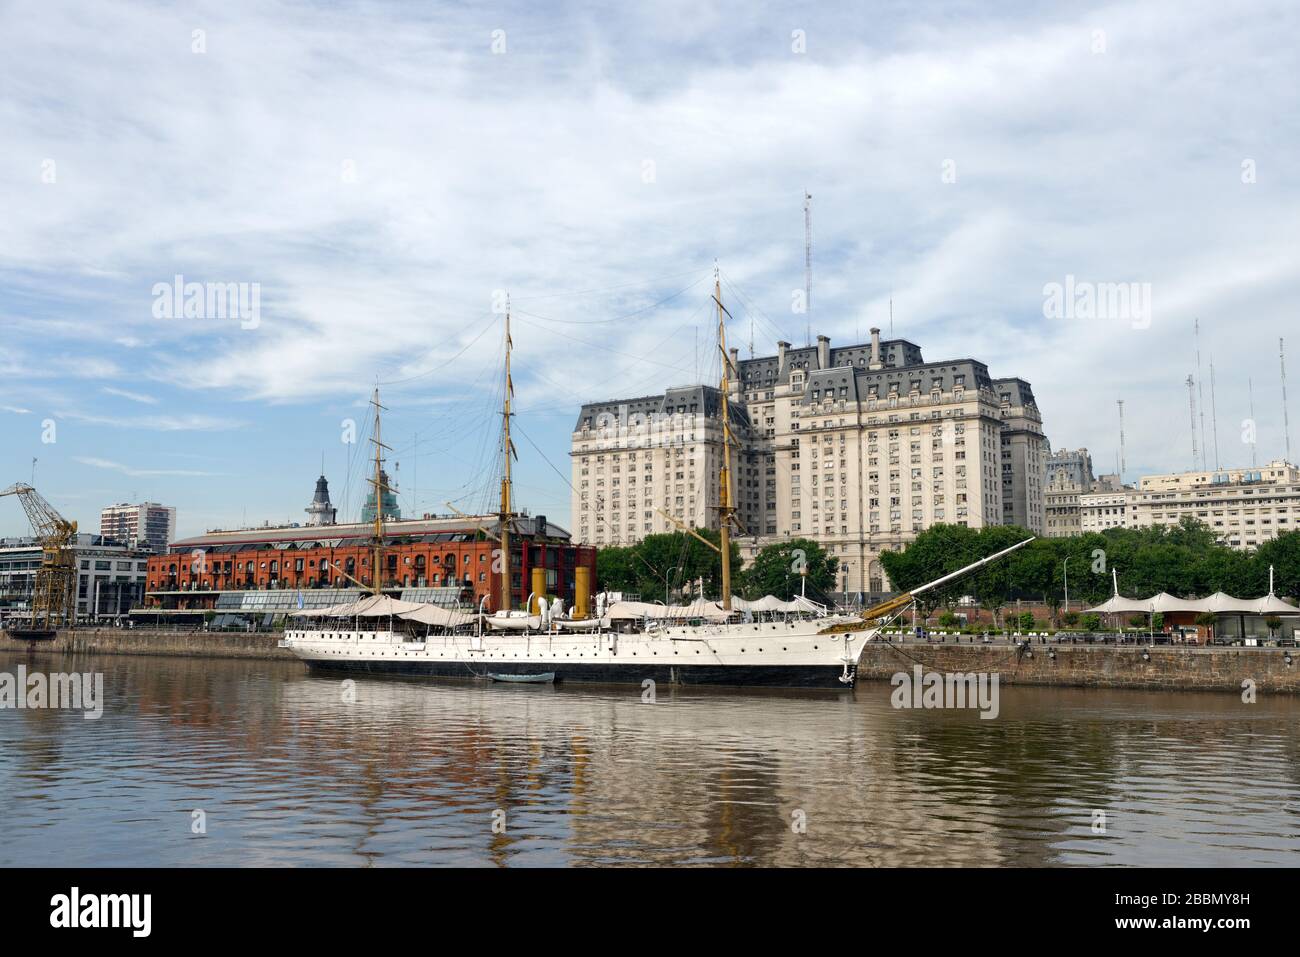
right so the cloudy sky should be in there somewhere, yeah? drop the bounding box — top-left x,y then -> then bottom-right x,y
1,0 -> 1297,539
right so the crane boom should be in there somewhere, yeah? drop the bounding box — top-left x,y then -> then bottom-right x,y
1,482 -> 78,635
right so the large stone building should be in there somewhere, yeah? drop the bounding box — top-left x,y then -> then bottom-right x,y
571,330 -> 1048,595
1043,448 -> 1113,537
100,501 -> 175,553
1079,487 -> 1132,533
1046,447 -> 1097,489
1127,460 -> 1300,549
1070,460 -> 1299,549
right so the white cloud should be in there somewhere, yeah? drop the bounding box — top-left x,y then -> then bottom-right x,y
0,0 -> 1296,499
56,410 -> 244,431
101,386 -> 157,404
73,456 -> 220,477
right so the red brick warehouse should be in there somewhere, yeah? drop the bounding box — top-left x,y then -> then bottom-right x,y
146,513 -> 596,613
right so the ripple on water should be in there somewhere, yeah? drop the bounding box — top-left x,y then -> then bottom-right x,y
2,654 -> 1299,866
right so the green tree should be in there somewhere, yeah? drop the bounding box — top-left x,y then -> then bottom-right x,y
1251,532 -> 1300,598
596,530 -> 742,602
739,538 -> 837,600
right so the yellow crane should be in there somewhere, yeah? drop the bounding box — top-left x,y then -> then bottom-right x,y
1,482 -> 78,638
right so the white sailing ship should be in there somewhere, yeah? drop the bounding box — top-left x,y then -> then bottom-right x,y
282,275 -> 1030,688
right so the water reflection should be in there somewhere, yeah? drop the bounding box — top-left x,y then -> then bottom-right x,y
1,651 -> 1297,867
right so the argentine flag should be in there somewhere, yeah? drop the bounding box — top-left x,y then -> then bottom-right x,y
296,591 -> 304,610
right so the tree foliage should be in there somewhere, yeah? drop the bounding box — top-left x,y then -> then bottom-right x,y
878,520 -> 1300,606
595,530 -> 740,601
738,538 -> 838,601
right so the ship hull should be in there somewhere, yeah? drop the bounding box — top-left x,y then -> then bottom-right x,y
283,618 -> 870,691
300,656 -> 850,689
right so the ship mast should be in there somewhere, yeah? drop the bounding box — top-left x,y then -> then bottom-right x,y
369,386 -> 389,596
714,268 -> 734,610
499,302 -> 514,611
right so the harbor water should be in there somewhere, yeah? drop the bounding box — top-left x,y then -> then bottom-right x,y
2,651 -> 1298,867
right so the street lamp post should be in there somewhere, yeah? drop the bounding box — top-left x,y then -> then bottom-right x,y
1063,558 -> 1070,614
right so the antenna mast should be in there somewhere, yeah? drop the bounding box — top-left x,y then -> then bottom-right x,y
804,190 -> 812,348
500,300 -> 515,611
1186,375 -> 1199,470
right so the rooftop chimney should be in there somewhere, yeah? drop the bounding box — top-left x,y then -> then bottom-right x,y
777,340 -> 790,374
869,327 -> 883,370
816,335 -> 830,369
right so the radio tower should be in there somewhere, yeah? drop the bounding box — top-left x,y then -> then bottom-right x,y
1117,399 -> 1127,482
804,190 -> 812,348
1186,375 -> 1199,469
1283,338 -> 1293,463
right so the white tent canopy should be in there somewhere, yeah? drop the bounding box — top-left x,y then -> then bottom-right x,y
1253,594 -> 1300,615
398,604 -> 477,628
605,600 -> 731,622
1200,591 -> 1257,614
347,595 -> 427,617
1085,591 -> 1300,616
292,595 -> 451,620
1148,592 -> 1205,614
1084,595 -> 1152,615
728,595 -> 827,614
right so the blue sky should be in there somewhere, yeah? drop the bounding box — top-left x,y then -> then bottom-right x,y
2,0 -> 1298,540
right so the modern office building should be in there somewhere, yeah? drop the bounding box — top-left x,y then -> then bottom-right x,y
100,502 -> 175,553
0,534 -> 151,623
